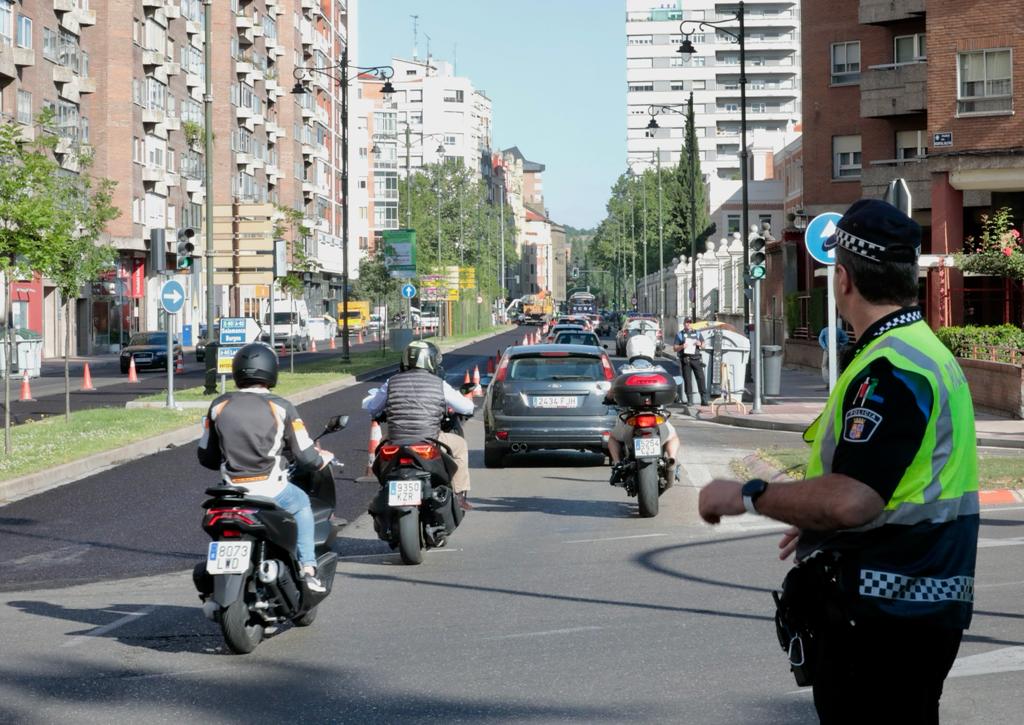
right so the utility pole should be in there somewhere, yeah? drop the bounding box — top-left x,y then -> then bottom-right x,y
657,151 -> 665,324
203,0 -> 215,339
404,124 -> 412,228
340,47 -> 351,363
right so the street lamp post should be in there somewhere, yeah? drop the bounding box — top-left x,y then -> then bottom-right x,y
292,51 -> 394,363
678,2 -> 749,327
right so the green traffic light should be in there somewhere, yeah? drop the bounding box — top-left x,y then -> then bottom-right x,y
750,266 -> 766,280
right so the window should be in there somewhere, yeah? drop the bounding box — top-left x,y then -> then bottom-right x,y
80,116 -> 89,143
627,35 -> 653,46
832,135 -> 862,179
409,89 -> 422,103
43,27 -> 57,60
758,214 -> 773,231
692,80 -> 706,90
0,1 -> 11,46
670,81 -> 686,91
166,148 -> 176,173
443,89 -> 464,103
167,205 -> 177,229
831,41 -> 861,85
628,83 -> 654,92
894,34 -> 926,64
958,49 -> 1012,115
896,130 -> 926,160
627,57 -> 653,69
15,15 -> 30,49
726,215 -> 741,235
16,90 -> 31,125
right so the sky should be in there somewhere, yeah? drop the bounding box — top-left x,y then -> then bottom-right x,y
359,0 -> 624,230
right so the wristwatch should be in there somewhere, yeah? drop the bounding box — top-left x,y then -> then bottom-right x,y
742,478 -> 769,515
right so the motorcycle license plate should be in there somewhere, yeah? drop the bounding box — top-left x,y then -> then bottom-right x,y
388,480 -> 422,507
633,437 -> 661,458
206,541 -> 252,574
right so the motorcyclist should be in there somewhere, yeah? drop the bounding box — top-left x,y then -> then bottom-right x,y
607,335 -> 681,485
363,341 -> 475,510
197,343 -> 333,593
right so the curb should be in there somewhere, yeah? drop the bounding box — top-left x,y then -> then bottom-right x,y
0,328 -> 512,506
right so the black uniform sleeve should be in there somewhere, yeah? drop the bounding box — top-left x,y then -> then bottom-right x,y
278,397 -> 324,472
830,358 -> 932,503
197,399 -> 223,470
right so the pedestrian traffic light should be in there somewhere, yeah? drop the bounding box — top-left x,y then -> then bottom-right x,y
748,225 -> 766,282
572,266 -> 579,279
176,228 -> 196,270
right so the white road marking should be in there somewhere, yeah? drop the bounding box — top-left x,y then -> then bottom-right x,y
338,548 -> 462,559
949,646 -> 1024,678
976,579 -> 1024,590
60,606 -> 155,648
120,666 -> 234,681
982,504 -> 1024,512
485,626 -> 603,640
978,537 -> 1024,549
563,533 -> 667,544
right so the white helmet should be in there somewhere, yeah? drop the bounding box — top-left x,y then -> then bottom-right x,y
626,335 -> 656,362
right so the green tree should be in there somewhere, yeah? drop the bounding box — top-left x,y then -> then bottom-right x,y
274,206 -> 318,372
671,92 -> 711,262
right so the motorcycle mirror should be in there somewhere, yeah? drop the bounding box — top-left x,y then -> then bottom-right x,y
479,374 -> 493,387
459,381 -> 476,396
325,415 -> 349,433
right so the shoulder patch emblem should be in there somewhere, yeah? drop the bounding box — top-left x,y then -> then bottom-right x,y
843,407 -> 882,442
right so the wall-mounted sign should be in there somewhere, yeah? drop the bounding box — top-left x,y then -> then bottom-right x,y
932,132 -> 953,147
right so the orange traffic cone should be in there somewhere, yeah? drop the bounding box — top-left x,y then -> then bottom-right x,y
472,365 -> 484,397
522,334 -> 529,346
82,363 -> 96,391
175,351 -> 185,374
357,328 -> 364,345
486,356 -> 495,374
127,355 -> 139,383
18,369 -> 34,402
329,336 -> 336,350
462,370 -> 473,400
311,338 -> 318,353
366,420 -> 382,476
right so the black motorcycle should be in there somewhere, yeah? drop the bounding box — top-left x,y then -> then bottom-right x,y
609,370 -> 676,518
193,415 -> 348,654
367,403 -> 472,565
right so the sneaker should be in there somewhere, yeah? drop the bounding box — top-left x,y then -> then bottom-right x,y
674,463 -> 683,483
302,567 -> 327,593
457,492 -> 474,511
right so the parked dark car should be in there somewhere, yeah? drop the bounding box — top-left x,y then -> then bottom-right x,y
483,344 -> 618,468
120,332 -> 183,374
195,325 -> 219,362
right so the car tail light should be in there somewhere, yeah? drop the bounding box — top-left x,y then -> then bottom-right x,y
378,444 -> 400,460
205,508 -> 258,526
627,413 -> 665,427
494,355 -> 510,382
409,443 -> 440,460
496,430 -> 509,441
626,373 -> 668,386
600,354 -> 615,380
601,430 -> 611,442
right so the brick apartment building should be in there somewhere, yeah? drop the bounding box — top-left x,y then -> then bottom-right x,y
779,0 -> 1024,348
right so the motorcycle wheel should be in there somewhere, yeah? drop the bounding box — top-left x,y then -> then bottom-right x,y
220,588 -> 264,654
294,606 -> 318,627
637,461 -> 660,518
398,509 -> 423,565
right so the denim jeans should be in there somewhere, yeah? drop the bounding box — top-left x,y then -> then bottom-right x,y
273,483 -> 316,568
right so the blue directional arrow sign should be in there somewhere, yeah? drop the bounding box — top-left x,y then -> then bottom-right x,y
401,283 -> 416,299
160,279 -> 186,314
804,212 -> 843,266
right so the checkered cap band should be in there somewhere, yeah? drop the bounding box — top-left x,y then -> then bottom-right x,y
832,228 -> 888,262
859,569 -> 974,604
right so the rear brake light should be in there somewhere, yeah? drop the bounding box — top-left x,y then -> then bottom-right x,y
496,430 -> 509,441
206,508 -> 258,526
626,374 -> 668,386
494,355 -> 510,382
221,529 -> 241,538
399,458 -> 414,465
379,444 -> 400,460
409,444 -> 440,460
600,354 -> 615,380
628,413 -> 662,428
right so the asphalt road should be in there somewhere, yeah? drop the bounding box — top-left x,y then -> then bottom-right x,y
1,328 -> 1020,723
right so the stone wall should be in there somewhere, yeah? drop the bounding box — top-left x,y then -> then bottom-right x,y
959,359 -> 1024,419
785,339 -> 822,373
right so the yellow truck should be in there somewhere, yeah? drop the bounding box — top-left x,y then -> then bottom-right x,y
522,292 -> 554,322
335,299 -> 371,333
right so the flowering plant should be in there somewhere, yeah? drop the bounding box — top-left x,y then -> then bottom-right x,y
957,207 -> 1024,280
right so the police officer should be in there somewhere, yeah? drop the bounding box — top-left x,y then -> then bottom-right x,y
673,318 -> 710,407
698,198 -> 979,724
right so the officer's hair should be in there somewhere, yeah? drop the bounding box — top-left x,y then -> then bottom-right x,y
836,248 -> 919,307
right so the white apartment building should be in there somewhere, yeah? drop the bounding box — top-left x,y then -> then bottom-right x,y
391,57 -> 492,180
625,0 -> 801,179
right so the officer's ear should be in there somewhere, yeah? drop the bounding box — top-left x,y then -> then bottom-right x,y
834,263 -> 854,299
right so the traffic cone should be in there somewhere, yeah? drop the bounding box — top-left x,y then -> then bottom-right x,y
18,369 -> 34,402
472,365 -> 483,397
522,334 -> 529,346
329,336 -> 336,350
357,328 -> 364,345
175,351 -> 185,374
486,356 -> 495,374
127,355 -> 139,383
462,370 -> 473,400
81,363 -> 96,391
311,338 -> 318,353
366,421 -> 382,476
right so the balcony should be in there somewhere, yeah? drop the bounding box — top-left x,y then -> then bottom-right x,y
266,120 -> 284,139
301,0 -> 317,10
859,0 -> 926,25
238,27 -> 254,46
235,60 -> 253,76
861,62 -> 926,118
236,105 -> 253,120
300,104 -> 314,120
78,76 -> 96,94
236,152 -> 255,166
264,78 -> 281,96
165,172 -> 180,188
185,71 -> 202,88
234,14 -> 254,30
142,166 -> 167,184
302,180 -> 317,195
142,108 -> 166,125
301,143 -> 316,158
143,49 -> 166,67
861,157 -> 931,203
185,178 -> 204,194
52,64 -> 74,84
164,116 -> 180,131
165,4 -> 180,20
166,62 -> 181,76
186,20 -> 202,36
300,22 -> 314,47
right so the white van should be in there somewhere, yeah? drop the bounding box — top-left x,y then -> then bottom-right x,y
262,299 -> 311,351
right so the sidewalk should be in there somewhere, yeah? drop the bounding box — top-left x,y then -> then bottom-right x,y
709,366 -> 1024,450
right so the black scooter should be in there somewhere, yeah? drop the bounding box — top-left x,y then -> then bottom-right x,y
193,415 -> 348,654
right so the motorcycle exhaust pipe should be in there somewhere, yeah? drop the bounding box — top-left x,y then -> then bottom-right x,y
258,560 -> 279,584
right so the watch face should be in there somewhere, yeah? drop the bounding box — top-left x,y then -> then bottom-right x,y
743,479 -> 768,499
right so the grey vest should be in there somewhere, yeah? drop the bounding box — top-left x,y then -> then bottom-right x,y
385,368 -> 445,443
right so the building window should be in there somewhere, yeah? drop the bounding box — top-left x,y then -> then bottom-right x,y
409,89 -> 422,103
894,33 -> 926,64
758,214 -> 773,231
958,49 -> 1012,115
628,83 -> 654,92
43,27 -> 57,60
80,116 -> 89,143
443,89 -> 464,103
627,35 -> 653,46
832,135 -> 861,179
830,41 -> 861,85
896,130 -> 927,160
16,90 -> 31,125
0,1 -> 11,46
15,15 -> 31,49
726,215 -> 741,235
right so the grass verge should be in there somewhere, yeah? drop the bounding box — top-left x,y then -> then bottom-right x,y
732,447 -> 1024,490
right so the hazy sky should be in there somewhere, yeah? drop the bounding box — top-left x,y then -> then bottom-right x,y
359,0 -> 624,229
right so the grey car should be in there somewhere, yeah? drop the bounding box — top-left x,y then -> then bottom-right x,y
483,344 -> 618,468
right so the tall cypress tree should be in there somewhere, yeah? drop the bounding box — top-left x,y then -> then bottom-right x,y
681,92 -> 711,258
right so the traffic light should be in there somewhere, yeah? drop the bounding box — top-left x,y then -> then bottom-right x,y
571,265 -> 579,279
748,225 -> 766,282
149,228 -> 167,273
176,227 -> 196,270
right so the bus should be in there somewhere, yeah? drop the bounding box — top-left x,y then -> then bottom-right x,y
568,291 -> 597,316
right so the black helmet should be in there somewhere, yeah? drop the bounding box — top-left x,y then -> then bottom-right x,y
401,340 -> 442,373
232,343 -> 279,388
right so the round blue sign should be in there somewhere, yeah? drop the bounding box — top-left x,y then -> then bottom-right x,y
804,212 -> 843,266
160,279 -> 186,314
401,283 -> 416,299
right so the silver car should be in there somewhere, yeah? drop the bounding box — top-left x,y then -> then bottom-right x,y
483,344 -> 618,468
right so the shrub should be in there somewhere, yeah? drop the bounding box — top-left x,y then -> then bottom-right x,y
936,325 -> 1024,363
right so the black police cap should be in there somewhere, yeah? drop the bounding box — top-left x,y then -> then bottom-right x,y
823,198 -> 921,264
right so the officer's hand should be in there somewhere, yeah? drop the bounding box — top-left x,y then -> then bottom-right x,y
317,448 -> 334,469
778,527 -> 801,561
698,479 -> 744,524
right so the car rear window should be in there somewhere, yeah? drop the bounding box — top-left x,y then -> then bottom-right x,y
508,355 -> 602,381
554,333 -> 598,346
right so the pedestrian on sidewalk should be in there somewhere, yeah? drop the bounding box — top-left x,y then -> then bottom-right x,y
818,324 -> 850,384
673,318 -> 710,408
698,198 -> 979,723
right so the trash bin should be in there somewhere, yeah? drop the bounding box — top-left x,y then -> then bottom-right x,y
762,345 -> 783,396
698,330 -> 750,403
182,324 -> 193,347
0,329 -> 43,378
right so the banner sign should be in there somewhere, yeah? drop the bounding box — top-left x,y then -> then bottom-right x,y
383,229 -> 417,279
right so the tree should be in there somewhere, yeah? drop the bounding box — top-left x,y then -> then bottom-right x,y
671,92 -> 711,262
274,206 -> 318,373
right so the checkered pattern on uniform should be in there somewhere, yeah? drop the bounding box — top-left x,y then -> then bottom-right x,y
873,309 -> 923,338
859,569 -> 974,603
833,228 -> 888,262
